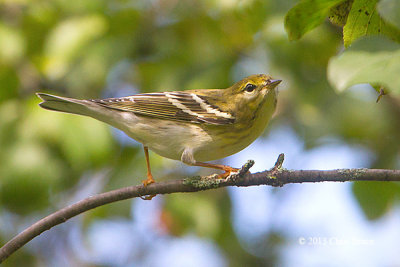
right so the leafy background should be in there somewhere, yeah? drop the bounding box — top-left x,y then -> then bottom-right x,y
1,0 -> 400,266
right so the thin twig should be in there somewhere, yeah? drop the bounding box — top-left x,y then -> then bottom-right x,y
376,86 -> 386,103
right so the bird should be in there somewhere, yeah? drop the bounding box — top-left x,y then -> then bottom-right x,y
37,74 -> 281,186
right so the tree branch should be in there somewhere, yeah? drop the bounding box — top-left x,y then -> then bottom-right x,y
1,154 -> 400,263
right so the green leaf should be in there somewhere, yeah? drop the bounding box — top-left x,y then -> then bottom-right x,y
352,181 -> 399,220
284,0 -> 345,41
327,36 -> 400,94
343,0 -> 400,47
328,0 -> 354,27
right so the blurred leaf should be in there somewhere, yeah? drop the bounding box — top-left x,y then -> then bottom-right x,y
29,100 -> 114,167
327,36 -> 400,94
0,23 -> 25,64
0,101 -> 18,146
42,14 -> 108,80
328,95 -> 392,144
22,3 -> 59,56
284,0 -> 345,41
165,193 -> 221,237
0,67 -> 19,102
108,8 -> 140,35
378,0 -> 400,29
1,247 -> 36,267
352,181 -> 399,220
343,0 -> 400,47
49,115 -> 114,169
0,141 -> 62,214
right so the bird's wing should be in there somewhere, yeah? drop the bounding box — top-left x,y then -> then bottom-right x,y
90,92 -> 235,125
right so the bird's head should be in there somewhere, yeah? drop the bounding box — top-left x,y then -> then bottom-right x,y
224,74 -> 281,120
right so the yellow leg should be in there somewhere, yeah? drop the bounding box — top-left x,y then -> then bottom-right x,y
192,161 -> 239,178
142,146 -> 155,186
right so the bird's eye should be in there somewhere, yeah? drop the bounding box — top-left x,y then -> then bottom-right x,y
244,83 -> 256,93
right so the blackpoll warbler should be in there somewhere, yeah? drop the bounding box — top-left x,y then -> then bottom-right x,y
37,74 -> 281,185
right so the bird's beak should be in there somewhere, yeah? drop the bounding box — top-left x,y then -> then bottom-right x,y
269,79 -> 282,87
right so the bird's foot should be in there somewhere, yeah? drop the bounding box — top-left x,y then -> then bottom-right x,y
218,166 -> 240,179
141,174 -> 156,200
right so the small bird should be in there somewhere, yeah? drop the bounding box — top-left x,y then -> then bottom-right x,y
37,74 -> 281,185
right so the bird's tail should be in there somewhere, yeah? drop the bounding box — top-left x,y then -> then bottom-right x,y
36,93 -> 93,117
